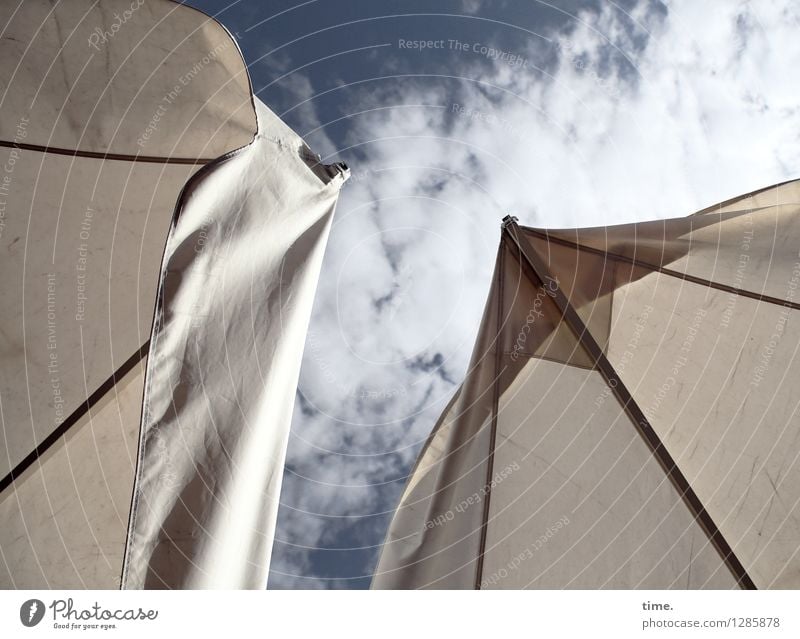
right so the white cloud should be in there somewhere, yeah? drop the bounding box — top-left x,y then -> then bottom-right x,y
462,0 -> 487,15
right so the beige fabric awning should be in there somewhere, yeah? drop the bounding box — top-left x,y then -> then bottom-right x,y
121,100 -> 348,589
0,0 -> 347,589
373,179 -> 800,589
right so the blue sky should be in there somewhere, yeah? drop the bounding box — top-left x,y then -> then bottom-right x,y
185,0 -> 799,588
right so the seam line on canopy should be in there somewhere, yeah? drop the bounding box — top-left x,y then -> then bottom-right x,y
0,140 -> 214,165
522,227 -> 800,312
503,220 -> 757,590
0,342 -> 149,496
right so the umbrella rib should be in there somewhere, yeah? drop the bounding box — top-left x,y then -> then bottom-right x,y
503,218 -> 756,590
475,243 -> 505,589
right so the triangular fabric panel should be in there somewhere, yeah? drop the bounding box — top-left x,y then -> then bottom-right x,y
486,358 -> 735,588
